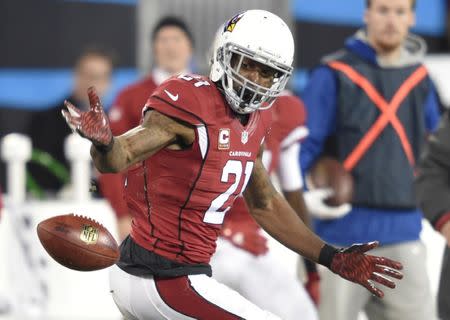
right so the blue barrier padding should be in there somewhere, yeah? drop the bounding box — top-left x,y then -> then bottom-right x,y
0,68 -> 139,110
291,0 -> 447,36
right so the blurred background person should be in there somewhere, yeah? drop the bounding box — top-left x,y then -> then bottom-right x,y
106,16 -> 194,135
416,110 -> 450,320
99,16 -> 194,240
28,47 -> 115,194
300,0 -> 441,319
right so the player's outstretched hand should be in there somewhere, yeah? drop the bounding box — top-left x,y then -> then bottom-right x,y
330,241 -> 403,298
61,87 -> 113,150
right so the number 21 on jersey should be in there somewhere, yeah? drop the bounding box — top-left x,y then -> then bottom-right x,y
203,160 -> 254,224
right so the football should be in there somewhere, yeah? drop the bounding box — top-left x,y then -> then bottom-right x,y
307,157 -> 354,206
37,214 -> 119,271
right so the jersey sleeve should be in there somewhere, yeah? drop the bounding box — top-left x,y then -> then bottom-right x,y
273,95 -> 309,149
277,142 -> 303,191
144,76 -> 207,126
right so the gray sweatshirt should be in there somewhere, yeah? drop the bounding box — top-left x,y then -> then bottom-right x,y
416,110 -> 450,228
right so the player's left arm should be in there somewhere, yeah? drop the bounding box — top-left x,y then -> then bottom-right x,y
245,148 -> 323,262
244,149 -> 404,298
283,189 -> 310,227
277,140 -> 320,302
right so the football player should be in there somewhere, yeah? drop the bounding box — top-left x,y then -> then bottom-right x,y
63,10 -> 403,320
211,92 -> 319,319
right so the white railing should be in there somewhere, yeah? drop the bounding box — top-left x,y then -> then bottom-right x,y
0,133 -> 121,320
64,133 -> 92,202
1,133 -> 31,204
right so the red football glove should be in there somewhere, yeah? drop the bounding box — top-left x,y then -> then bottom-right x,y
61,87 -> 113,151
324,241 -> 403,298
221,223 -> 269,256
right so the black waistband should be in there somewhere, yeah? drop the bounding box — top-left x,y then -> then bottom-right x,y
117,236 -> 212,278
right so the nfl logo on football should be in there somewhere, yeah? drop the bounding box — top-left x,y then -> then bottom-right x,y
80,225 -> 99,245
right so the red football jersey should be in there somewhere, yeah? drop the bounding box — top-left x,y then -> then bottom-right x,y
222,93 -> 307,253
99,76 -> 158,218
265,94 -> 307,173
126,74 -> 271,264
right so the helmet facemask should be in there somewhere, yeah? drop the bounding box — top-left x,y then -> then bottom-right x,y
218,43 -> 292,114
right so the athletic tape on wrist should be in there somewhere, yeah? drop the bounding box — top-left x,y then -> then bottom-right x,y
318,244 -> 338,268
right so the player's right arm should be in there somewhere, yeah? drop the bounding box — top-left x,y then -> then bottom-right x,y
90,109 -> 195,173
61,87 -> 195,173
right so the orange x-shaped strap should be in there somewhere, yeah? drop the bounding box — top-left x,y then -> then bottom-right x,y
328,61 -> 428,171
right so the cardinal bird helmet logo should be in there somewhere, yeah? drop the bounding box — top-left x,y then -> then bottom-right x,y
224,12 -> 244,33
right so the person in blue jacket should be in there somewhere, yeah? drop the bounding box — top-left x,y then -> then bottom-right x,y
301,0 -> 441,319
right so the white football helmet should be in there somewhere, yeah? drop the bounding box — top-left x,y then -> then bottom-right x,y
210,10 -> 295,114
